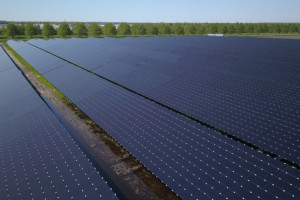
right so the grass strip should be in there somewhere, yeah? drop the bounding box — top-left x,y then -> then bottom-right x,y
3,42 -> 70,102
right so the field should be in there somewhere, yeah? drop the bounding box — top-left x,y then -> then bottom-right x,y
1,36 -> 300,199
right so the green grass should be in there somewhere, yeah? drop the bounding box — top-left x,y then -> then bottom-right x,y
1,32 -> 300,42
4,42 -> 68,101
225,33 -> 300,37
0,35 -> 75,42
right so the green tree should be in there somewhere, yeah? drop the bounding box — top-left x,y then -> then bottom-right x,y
173,23 -> 184,35
42,22 -> 56,38
73,22 -> 87,37
33,24 -> 42,35
144,23 -> 153,35
281,24 -> 289,33
88,23 -> 102,36
274,24 -> 282,33
146,24 -> 158,35
6,23 -> 17,38
185,24 -> 197,35
288,23 -> 298,33
236,23 -> 245,33
157,23 -> 172,35
57,22 -> 72,37
297,24 -> 300,33
209,24 -> 218,34
131,24 -> 146,35
117,22 -> 131,36
16,23 -> 25,35
254,23 -> 268,33
103,23 -> 117,36
227,24 -> 235,34
269,24 -> 281,33
196,24 -> 207,34
220,25 -> 228,34
25,22 -> 35,38
0,27 -> 5,36
244,23 -> 254,33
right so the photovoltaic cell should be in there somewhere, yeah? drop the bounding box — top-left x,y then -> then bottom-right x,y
7,40 -> 300,200
21,36 -> 300,164
0,46 -> 118,200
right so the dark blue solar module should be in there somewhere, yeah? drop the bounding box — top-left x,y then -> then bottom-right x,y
7,40 -> 300,200
0,46 -> 118,200
21,37 -> 300,164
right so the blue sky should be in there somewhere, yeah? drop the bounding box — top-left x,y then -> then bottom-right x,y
1,0 -> 300,22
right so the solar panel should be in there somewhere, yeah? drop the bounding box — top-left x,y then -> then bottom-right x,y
7,40 -> 300,199
0,46 -> 118,200
21,36 -> 300,164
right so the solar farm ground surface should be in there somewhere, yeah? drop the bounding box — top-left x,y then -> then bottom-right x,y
7,36 -> 300,200
0,46 -> 118,199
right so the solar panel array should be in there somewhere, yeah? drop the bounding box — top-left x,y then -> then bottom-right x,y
7,38 -> 300,200
0,46 -> 118,200
27,37 -> 300,165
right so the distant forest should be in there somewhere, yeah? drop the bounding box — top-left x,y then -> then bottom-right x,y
1,22 -> 300,38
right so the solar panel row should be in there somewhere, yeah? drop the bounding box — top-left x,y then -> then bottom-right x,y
0,46 -> 118,200
7,39 -> 300,200
25,36 -> 300,164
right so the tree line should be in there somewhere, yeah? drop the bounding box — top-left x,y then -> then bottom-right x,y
1,22 -> 300,38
